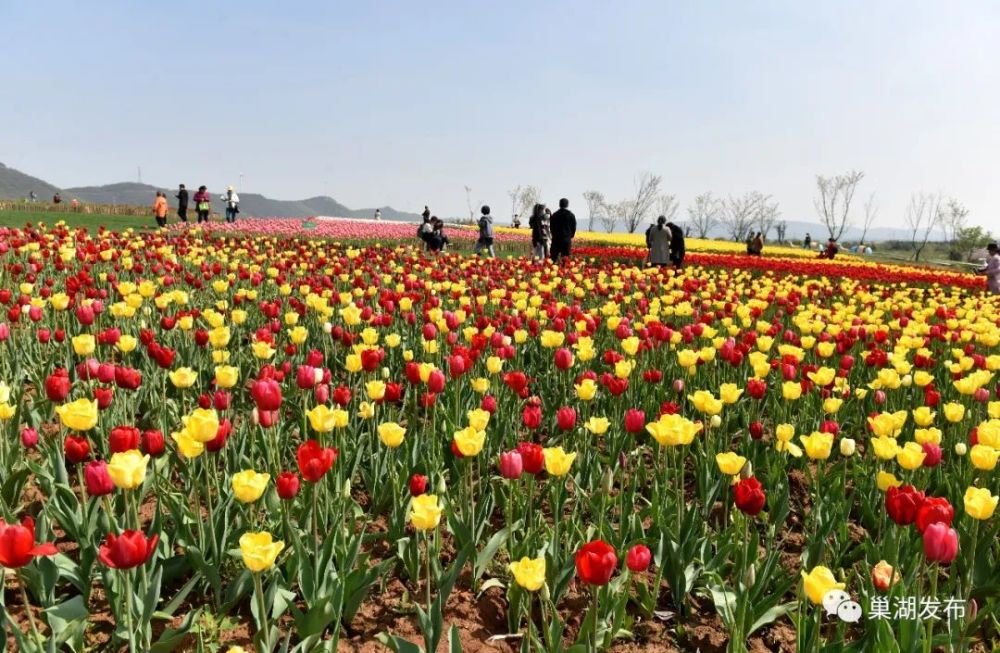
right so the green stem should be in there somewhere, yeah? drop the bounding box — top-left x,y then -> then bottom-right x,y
18,576 -> 44,650
254,572 -> 270,650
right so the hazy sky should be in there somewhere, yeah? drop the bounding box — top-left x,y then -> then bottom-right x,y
4,1 -> 998,228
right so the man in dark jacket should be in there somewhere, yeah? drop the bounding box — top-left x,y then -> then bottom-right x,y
175,184 -> 189,223
666,221 -> 685,268
549,198 -> 576,262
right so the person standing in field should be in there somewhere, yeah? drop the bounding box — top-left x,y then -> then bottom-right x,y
475,205 -> 496,257
751,232 -> 764,256
646,215 -> 672,266
979,242 -> 1000,294
223,186 -> 240,223
528,203 -> 550,259
667,220 -> 685,268
153,191 -> 169,228
803,232 -> 812,249
375,208 -> 381,221
422,206 -> 431,221
194,185 -> 211,223
175,184 -> 189,223
549,198 -> 576,262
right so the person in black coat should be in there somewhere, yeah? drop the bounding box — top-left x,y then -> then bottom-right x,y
666,221 -> 685,268
175,184 -> 189,223
549,198 -> 576,262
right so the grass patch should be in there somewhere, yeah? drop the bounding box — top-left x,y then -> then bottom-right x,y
0,210 -> 225,233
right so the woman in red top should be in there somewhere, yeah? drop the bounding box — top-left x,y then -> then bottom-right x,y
193,186 -> 211,223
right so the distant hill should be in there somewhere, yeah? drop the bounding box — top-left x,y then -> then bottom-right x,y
0,162 -> 61,200
0,162 -> 422,221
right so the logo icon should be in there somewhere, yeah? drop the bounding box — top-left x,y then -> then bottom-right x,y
823,589 -> 863,623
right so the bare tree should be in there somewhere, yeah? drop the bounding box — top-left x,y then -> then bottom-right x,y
463,185 -> 474,223
940,198 -> 969,255
617,173 -> 662,233
656,193 -> 680,224
753,192 -> 780,239
687,192 -> 722,238
583,190 -> 606,232
905,192 -> 943,261
599,199 -> 622,233
508,186 -> 522,223
721,193 -> 760,242
775,220 -> 787,244
857,192 -> 879,246
814,170 -> 865,241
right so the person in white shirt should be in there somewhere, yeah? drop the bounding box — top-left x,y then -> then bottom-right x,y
979,243 -> 1000,294
223,186 -> 240,223
375,209 -> 382,221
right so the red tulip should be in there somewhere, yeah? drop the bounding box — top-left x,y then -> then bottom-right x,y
916,497 -> 954,534
250,377 -> 283,411
84,460 -> 115,496
517,442 -> 544,475
922,522 -> 958,564
886,485 -> 925,526
297,440 -> 337,483
114,366 -> 142,390
276,472 -> 301,500
409,473 -> 428,497
555,406 -> 577,431
427,370 -> 446,393
749,421 -> 764,440
64,435 -> 90,464
0,517 -> 58,567
575,540 -> 617,586
93,386 -> 114,410
44,369 -> 71,402
733,476 -> 767,516
98,530 -> 159,569
296,365 -> 318,390
625,544 -> 651,572
554,348 -> 574,370
134,432 -> 162,459
623,409 -> 645,434
480,394 -> 497,413
332,385 -> 352,406
206,418 -> 232,452
109,425 -> 140,454
921,442 -> 942,468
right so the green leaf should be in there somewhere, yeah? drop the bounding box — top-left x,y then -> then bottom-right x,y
474,521 -> 520,581
449,624 -> 464,653
748,601 -> 797,636
150,608 -> 201,653
376,632 -> 425,653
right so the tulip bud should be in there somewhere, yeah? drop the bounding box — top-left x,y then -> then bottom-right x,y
874,390 -> 886,405
141,430 -> 165,457
20,427 -> 38,449
710,415 -> 722,428
601,468 -> 614,495
749,421 -> 764,440
342,478 -> 352,499
672,379 -> 685,394
276,472 -> 300,500
954,442 -> 967,456
974,388 -> 990,403
499,451 -> 524,480
435,475 -> 448,495
840,438 -> 856,457
409,473 -> 428,497
739,460 -> 754,480
84,460 -> 114,496
743,563 -> 756,589
901,374 -> 912,388
625,544 -> 651,572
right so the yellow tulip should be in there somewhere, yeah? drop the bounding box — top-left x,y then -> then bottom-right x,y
584,416 -> 610,435
214,365 -> 239,389
366,380 -> 386,401
801,566 -> 845,605
542,447 -> 577,476
239,531 -> 285,572
307,405 -> 339,433
72,334 -> 95,356
896,442 -> 926,470
799,432 -> 833,460
172,428 -> 205,459
943,402 -> 966,423
977,420 -> 1000,448
715,452 -> 747,476
410,494 -> 443,530
117,335 -> 138,353
877,471 -> 903,491
0,403 -> 15,420
781,381 -> 802,401
169,367 -> 198,389
378,422 -> 406,448
509,557 -> 546,591
183,408 -> 220,442
645,414 -> 702,447
688,390 -> 723,416
252,341 -> 276,360
107,450 -> 150,490
466,409 -> 491,431
55,398 -> 99,432
453,426 -> 486,456
232,470 -> 270,503
870,437 -> 900,461
964,486 -> 998,520
575,378 -> 597,401
970,445 -> 999,471
912,407 -> 936,427
719,383 -> 743,404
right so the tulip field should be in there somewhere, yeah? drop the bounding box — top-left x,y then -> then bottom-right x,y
1,221 -> 999,653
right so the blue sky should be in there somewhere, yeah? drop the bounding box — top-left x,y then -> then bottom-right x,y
3,1 -> 999,228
